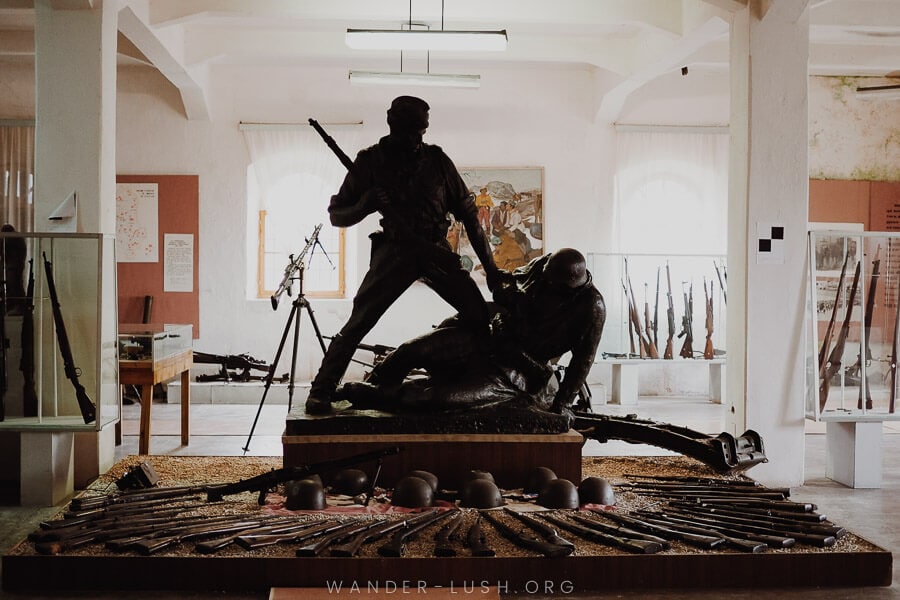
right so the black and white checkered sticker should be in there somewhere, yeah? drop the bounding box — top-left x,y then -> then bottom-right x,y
757,223 -> 784,264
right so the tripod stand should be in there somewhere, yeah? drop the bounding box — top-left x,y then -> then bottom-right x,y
243,225 -> 331,454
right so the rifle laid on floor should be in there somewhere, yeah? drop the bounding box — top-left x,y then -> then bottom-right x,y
480,510 -> 574,558
378,509 -> 455,557
433,511 -> 464,556
572,412 -> 767,473
629,510 -> 771,553
466,515 -> 495,557
43,252 -> 96,423
192,351 -> 283,383
71,446 -> 402,510
228,518 -> 350,552
539,512 -> 665,554
819,260 -> 862,411
591,509 -> 726,550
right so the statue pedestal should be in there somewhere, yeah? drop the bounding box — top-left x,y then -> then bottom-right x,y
283,402 -> 582,489
282,430 -> 583,490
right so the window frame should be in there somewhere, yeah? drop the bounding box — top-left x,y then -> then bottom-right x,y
256,209 -> 346,300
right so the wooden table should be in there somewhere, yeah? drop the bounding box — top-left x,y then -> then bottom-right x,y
120,349 -> 193,455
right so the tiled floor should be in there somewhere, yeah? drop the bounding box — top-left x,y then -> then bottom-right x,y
1,392 -> 897,599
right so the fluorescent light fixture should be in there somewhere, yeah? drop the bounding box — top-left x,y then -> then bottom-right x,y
349,70 -> 480,88
856,84 -> 900,99
346,29 -> 507,52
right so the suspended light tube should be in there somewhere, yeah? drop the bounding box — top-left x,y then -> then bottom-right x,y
348,70 -> 480,88
346,29 -> 507,52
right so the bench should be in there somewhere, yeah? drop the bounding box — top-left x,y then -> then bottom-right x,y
601,358 -> 726,405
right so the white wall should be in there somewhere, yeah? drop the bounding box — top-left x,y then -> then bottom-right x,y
809,76 -> 900,181
115,63 -> 624,381
8,59 -> 895,389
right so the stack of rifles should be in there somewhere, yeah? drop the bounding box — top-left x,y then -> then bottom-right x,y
27,472 -> 843,559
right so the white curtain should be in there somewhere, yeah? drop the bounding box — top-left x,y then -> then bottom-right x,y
613,130 -> 729,255
242,125 -> 366,294
0,125 -> 35,232
242,126 -> 365,211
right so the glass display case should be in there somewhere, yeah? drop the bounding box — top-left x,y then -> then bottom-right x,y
586,253 -> 727,360
118,324 -> 192,363
0,233 -> 118,431
806,230 -> 900,421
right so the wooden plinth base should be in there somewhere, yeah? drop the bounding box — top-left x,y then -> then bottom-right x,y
3,553 -> 892,592
282,431 -> 584,490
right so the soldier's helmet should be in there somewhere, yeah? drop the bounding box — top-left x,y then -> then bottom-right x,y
285,477 -> 326,510
545,248 -> 588,289
460,478 -> 504,509
466,470 -> 495,483
578,476 -> 616,506
408,470 -> 439,493
391,476 -> 435,508
331,468 -> 369,496
537,478 -> 579,509
524,466 -> 557,494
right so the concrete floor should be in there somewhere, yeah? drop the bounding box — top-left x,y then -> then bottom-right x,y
0,393 -> 897,599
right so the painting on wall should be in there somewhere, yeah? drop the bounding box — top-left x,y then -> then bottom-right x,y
449,167 -> 544,281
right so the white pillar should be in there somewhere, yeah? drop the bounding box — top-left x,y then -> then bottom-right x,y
30,0 -> 119,502
727,0 -> 810,486
33,0 -> 118,234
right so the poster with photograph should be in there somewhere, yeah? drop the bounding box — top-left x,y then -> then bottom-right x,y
449,167 -> 544,281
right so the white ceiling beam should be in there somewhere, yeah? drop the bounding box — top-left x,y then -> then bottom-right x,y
148,0 -> 686,35
700,0 -> 749,11
118,4 -> 210,120
183,26 -> 643,74
758,0 -> 811,24
809,42 -> 900,75
595,16 -> 730,123
50,0 -> 93,9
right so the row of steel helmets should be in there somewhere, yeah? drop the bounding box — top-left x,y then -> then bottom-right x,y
391,469 -> 506,509
525,466 -> 616,509
285,467 -> 373,510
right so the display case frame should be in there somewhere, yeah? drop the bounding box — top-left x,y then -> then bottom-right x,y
118,323 -> 192,364
807,229 -> 900,422
0,233 -> 118,432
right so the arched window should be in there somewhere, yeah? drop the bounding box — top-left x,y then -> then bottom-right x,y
244,125 -> 364,300
614,130 -> 728,255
